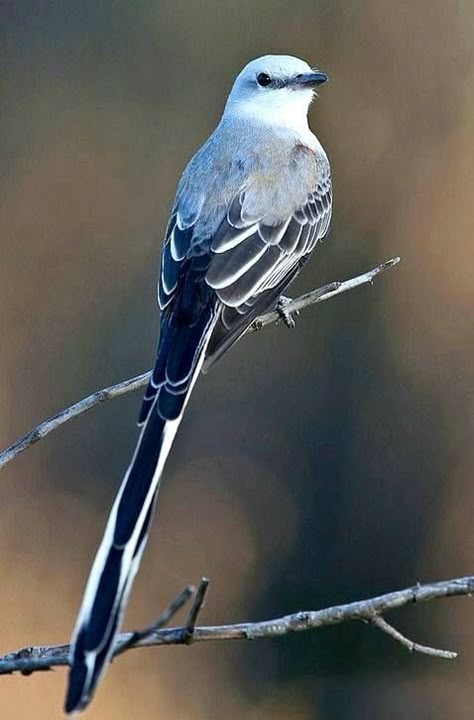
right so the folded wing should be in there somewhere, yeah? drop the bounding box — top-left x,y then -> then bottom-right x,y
204,168 -> 332,368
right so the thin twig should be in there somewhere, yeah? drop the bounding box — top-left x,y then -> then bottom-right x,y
0,372 -> 150,471
0,574 -> 471,676
183,578 -> 210,644
116,585 -> 195,656
249,257 -> 400,331
0,257 -> 400,473
369,614 -> 457,659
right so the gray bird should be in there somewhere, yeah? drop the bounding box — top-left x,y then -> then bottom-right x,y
65,54 -> 331,714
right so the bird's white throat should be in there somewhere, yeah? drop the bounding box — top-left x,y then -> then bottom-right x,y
224,87 -> 315,137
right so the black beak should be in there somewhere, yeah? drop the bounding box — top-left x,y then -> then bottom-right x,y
292,71 -> 328,89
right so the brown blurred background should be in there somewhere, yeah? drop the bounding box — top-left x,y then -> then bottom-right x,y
1,1 -> 474,718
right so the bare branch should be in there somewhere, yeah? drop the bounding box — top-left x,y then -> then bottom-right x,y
248,257 -> 400,331
183,578 -> 210,644
116,584 -> 195,656
0,372 -> 150,471
0,574 -> 471,676
369,614 -> 457,659
0,257 -> 400,473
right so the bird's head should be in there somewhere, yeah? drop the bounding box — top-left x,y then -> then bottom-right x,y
223,55 -> 328,132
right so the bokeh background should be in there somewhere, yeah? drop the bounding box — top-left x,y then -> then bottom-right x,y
1,1 -> 474,718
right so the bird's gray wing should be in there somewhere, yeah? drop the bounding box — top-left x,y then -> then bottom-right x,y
203,169 -> 332,369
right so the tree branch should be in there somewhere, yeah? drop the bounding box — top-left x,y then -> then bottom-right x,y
0,257 -> 400,472
116,584 -> 195,656
183,578 -> 210,644
368,615 -> 457,659
0,574 -> 471,676
248,257 -> 400,332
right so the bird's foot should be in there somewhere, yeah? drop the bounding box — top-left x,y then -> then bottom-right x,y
276,296 -> 298,329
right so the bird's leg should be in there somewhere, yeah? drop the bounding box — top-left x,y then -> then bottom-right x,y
276,295 -> 299,329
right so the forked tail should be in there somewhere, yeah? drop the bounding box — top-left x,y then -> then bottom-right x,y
65,308 -> 216,713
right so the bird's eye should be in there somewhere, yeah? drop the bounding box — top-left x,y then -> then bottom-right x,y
257,72 -> 272,87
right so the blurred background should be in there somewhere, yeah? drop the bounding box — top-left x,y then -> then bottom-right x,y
1,1 -> 474,718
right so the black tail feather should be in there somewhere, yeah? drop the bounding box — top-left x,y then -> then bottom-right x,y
65,306 -> 217,714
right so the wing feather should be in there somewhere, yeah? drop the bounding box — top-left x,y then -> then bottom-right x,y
203,167 -> 332,366
206,235 -> 267,288
216,246 -> 282,306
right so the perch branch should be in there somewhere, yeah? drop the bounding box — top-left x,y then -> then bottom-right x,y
0,257 -> 400,472
248,257 -> 400,331
0,574 -> 471,676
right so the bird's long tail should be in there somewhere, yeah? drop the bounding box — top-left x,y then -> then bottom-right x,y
65,308 -> 216,714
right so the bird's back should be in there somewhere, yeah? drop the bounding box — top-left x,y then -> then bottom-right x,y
174,117 -> 328,244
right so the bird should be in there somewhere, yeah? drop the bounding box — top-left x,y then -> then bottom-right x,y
65,54 -> 332,714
